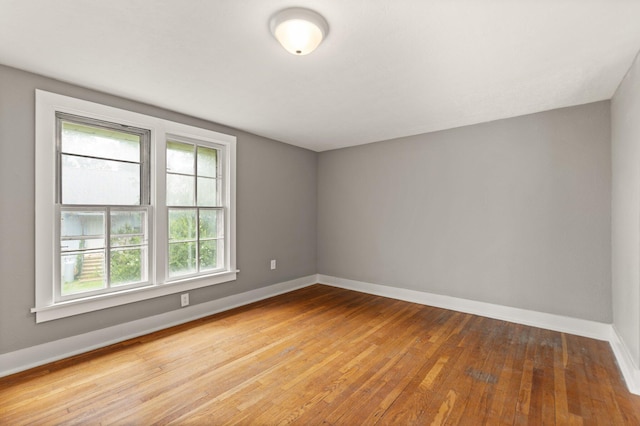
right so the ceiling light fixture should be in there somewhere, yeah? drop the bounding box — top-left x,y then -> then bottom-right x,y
269,7 -> 329,56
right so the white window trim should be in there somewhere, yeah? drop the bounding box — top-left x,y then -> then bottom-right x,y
33,90 -> 237,323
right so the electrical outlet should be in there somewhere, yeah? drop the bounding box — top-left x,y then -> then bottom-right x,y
181,293 -> 189,307
270,259 -> 276,270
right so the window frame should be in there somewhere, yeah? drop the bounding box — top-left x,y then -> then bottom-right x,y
34,90 -> 237,323
165,136 -> 227,281
55,113 -> 153,302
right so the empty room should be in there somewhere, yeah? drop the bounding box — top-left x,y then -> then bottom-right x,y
2,0 -> 640,424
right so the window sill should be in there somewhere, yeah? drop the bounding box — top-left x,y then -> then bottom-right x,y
31,270 -> 238,323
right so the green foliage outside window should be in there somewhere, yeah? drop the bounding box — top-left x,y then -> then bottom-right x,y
110,223 -> 143,285
168,210 -> 217,276
110,248 -> 142,284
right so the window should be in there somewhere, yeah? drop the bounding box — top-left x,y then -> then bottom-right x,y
166,140 -> 225,279
57,114 -> 151,300
34,90 -> 236,322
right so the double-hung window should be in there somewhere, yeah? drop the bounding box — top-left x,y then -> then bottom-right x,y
34,90 -> 237,323
166,140 -> 225,279
57,114 -> 151,300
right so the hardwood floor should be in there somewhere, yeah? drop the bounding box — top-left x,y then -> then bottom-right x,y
2,284 -> 640,425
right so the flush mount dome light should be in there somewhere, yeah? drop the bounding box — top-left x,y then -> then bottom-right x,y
269,7 -> 329,55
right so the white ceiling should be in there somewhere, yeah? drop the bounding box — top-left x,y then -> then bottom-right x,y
1,1 -> 640,152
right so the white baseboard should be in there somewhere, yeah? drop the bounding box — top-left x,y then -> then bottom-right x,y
0,275 -> 316,378
609,325 -> 640,395
318,275 -> 610,339
317,274 -> 640,396
4,272 -> 640,397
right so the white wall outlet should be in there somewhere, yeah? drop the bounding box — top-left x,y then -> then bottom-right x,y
270,259 -> 277,270
181,293 -> 189,307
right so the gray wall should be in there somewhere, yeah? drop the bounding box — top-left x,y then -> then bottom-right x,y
0,61 -> 618,356
612,51 -> 640,365
0,64 -> 318,354
318,102 -> 612,322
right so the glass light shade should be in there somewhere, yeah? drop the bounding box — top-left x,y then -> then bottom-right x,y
270,8 -> 329,56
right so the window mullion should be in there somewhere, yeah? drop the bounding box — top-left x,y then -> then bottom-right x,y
62,152 -> 142,165
193,144 -> 198,207
105,207 -> 111,289
55,117 -> 62,204
141,130 -> 150,205
195,207 -> 200,273
194,145 -> 199,273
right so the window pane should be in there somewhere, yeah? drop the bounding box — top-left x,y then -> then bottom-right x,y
197,177 -> 218,206
61,121 -> 140,163
61,155 -> 140,205
111,211 -> 144,235
166,173 -> 195,206
61,251 -> 106,295
199,240 -> 220,271
169,209 -> 196,241
169,242 -> 196,277
167,141 -> 194,175
199,209 -> 221,239
61,211 -> 105,237
197,146 -> 217,178
110,247 -> 145,286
